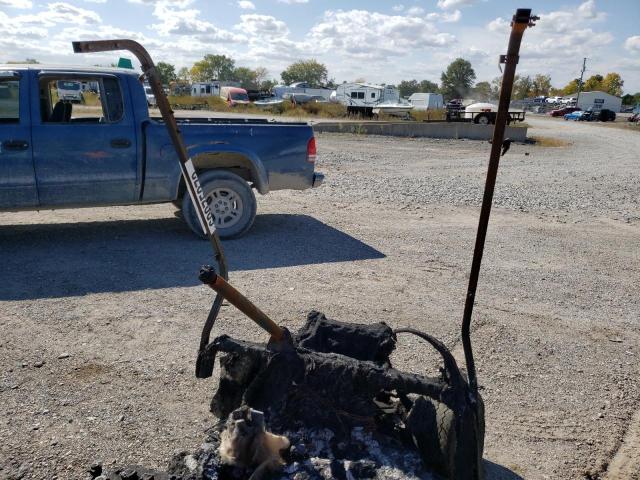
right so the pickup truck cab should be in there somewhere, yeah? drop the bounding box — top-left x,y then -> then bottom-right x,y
0,65 -> 323,238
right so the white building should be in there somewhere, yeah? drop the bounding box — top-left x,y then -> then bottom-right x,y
569,91 -> 622,112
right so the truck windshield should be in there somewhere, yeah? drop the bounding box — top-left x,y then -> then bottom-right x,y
231,92 -> 249,101
57,81 -> 80,90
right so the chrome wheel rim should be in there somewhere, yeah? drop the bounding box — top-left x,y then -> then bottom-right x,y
205,187 -> 244,229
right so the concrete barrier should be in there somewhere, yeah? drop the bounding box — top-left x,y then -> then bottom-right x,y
312,121 -> 528,142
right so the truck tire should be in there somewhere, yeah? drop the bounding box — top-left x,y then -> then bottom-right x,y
182,170 -> 257,239
474,113 -> 491,125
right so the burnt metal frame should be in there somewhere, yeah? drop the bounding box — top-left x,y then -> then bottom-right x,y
72,40 -> 229,376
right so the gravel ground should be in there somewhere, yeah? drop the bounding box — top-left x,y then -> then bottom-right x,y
1,116 -> 639,479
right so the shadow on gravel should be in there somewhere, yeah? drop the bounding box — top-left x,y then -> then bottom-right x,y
0,213 -> 384,300
483,460 -> 525,479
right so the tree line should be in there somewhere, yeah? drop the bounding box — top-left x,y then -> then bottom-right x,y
11,55 -> 638,104
397,58 -> 632,102
154,55 -> 331,91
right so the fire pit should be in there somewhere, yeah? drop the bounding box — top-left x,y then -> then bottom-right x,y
75,9 -> 538,480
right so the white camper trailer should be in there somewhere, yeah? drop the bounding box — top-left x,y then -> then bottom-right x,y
408,93 -> 444,111
335,83 -> 401,116
191,82 -> 220,97
273,82 -> 333,101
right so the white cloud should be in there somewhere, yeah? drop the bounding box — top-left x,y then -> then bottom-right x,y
437,0 -> 475,10
392,4 -> 404,12
237,0 -> 255,10
427,9 -> 461,23
151,3 -> 245,42
236,14 -> 289,37
277,0 -> 308,3
0,0 -> 32,7
625,36 -> 640,53
84,0 -> 107,3
309,10 -> 455,60
407,6 -> 424,15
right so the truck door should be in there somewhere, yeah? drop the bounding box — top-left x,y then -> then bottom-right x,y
30,73 -> 138,206
0,71 -> 38,208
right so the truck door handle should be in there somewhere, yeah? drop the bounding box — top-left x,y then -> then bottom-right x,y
2,140 -> 29,151
110,138 -> 132,149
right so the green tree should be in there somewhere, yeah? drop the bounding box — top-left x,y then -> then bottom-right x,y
281,59 -> 328,86
601,72 -> 624,96
561,79 -> 581,95
583,74 -> 603,92
532,74 -> 552,97
233,67 -> 258,89
156,62 -> 176,85
191,54 -> 235,82
419,80 -> 439,93
440,58 -> 476,100
398,79 -> 420,97
260,79 -> 279,91
512,75 -> 534,99
473,81 -> 493,101
177,66 -> 191,83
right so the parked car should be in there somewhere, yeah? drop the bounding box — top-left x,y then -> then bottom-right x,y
220,86 -> 250,106
564,110 -> 588,121
56,80 -> 83,103
144,85 -> 156,107
546,96 -> 562,103
596,109 -> 616,122
550,106 -> 580,117
0,65 -> 324,238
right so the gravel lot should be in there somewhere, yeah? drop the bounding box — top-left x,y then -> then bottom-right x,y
1,116 -> 639,479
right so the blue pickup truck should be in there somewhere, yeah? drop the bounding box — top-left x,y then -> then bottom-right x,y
0,65 -> 323,238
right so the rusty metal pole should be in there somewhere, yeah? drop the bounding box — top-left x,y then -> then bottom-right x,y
72,40 -> 228,375
460,10 -> 537,399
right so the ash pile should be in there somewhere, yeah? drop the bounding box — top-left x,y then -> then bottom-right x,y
92,311 -> 484,480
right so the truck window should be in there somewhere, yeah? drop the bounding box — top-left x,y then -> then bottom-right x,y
0,79 -> 20,123
40,76 -> 124,124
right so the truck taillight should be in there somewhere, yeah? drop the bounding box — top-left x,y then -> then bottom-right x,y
307,137 -> 317,163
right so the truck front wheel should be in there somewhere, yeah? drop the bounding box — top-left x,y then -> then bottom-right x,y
182,170 -> 257,239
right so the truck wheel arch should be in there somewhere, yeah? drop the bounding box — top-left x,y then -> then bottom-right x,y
176,150 -> 269,201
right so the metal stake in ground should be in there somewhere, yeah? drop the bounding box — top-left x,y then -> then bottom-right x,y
461,9 -> 538,399
71,39 -> 229,376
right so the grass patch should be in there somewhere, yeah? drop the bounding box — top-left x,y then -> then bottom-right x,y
528,135 -> 571,147
410,109 -> 446,122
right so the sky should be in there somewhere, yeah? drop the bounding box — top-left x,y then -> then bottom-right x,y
1,0 -> 639,92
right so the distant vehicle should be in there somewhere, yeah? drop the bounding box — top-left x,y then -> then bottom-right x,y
564,110 -> 590,121
532,96 -> 547,104
335,82 -> 400,116
560,97 -> 576,105
286,93 -> 328,105
407,92 -> 444,111
463,102 -> 525,125
56,80 -> 83,103
220,86 -> 250,106
596,108 -> 616,122
546,96 -> 562,103
144,85 -> 156,107
549,106 -> 580,117
628,112 -> 640,123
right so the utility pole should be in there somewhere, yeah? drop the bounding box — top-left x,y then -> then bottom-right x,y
576,57 -> 587,107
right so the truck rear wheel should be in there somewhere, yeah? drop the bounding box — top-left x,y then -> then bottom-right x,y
182,170 -> 257,239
